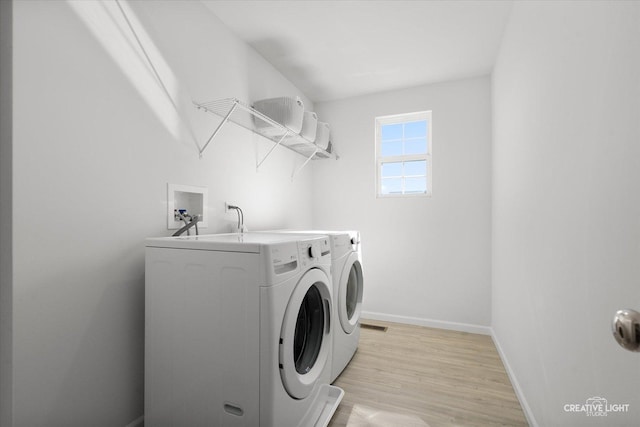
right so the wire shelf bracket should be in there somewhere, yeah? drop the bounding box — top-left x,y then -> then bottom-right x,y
256,130 -> 290,171
292,148 -> 319,181
198,101 -> 238,158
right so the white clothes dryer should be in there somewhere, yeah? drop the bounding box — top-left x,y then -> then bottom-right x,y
145,233 -> 343,427
262,230 -> 364,382
327,231 -> 363,382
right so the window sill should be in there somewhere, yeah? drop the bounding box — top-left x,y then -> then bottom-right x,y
376,192 -> 432,199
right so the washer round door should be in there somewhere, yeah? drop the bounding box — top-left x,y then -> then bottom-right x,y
279,268 -> 332,400
339,252 -> 364,334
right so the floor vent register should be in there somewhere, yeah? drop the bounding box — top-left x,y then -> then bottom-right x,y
360,323 -> 388,332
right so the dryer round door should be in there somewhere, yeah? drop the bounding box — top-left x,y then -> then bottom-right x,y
279,268 -> 332,400
339,252 -> 363,334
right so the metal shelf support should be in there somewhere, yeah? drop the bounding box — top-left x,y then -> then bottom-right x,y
256,130 -> 290,171
197,100 -> 238,158
291,148 -> 318,181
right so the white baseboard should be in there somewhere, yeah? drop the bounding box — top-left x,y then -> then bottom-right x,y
125,415 -> 144,427
490,330 -> 538,427
360,311 -> 492,336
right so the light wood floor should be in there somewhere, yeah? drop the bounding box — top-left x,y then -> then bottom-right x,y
328,320 -> 528,427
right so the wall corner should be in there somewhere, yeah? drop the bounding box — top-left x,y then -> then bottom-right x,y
0,0 -> 13,426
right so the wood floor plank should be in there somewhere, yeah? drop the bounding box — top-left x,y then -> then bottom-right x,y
328,320 -> 528,427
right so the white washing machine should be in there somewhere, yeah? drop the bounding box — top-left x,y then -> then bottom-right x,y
262,230 -> 364,382
145,233 -> 343,427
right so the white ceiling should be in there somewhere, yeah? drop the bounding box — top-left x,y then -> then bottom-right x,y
202,1 -> 513,103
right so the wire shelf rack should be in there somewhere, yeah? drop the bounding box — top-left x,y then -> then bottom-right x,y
194,98 -> 337,176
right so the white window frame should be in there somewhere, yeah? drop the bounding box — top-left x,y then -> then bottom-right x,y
375,111 -> 432,198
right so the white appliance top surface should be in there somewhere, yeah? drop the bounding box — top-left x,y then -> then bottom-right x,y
146,232 -> 320,253
264,229 -> 353,237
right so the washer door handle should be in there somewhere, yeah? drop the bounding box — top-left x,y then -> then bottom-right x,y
324,299 -> 331,334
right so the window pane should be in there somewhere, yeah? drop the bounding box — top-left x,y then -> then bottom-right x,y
381,162 -> 402,177
404,138 -> 427,155
381,140 -> 402,156
376,112 -> 430,197
404,177 -> 427,194
404,160 -> 426,176
381,178 -> 402,194
381,123 -> 402,140
404,120 -> 427,138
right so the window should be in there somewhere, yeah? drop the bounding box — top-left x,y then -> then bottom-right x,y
376,111 -> 432,197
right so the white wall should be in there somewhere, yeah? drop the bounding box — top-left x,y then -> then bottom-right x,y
492,1 -> 640,425
0,1 -> 13,426
11,0 -> 315,425
313,76 -> 492,332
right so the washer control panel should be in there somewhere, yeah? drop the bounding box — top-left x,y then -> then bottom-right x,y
269,242 -> 299,276
298,237 -> 331,268
266,236 -> 331,279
